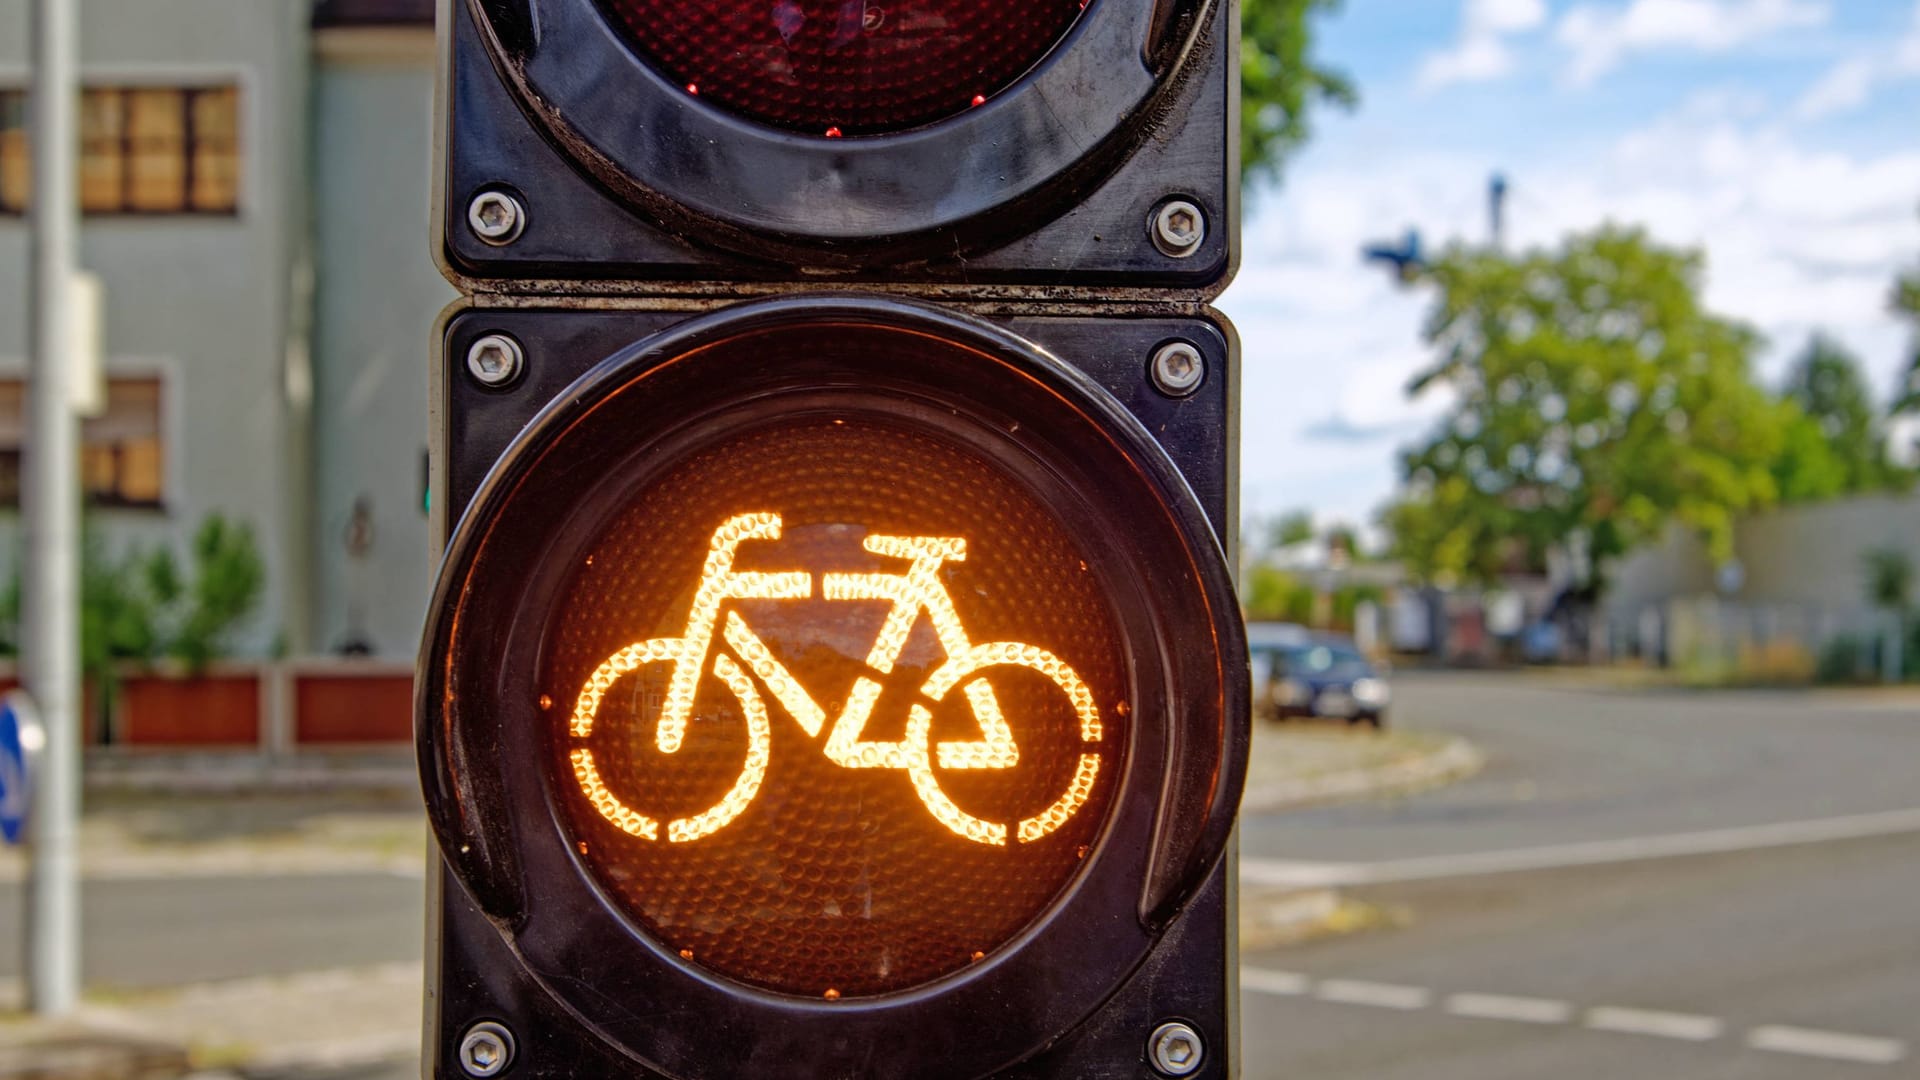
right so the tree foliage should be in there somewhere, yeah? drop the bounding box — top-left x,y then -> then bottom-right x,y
1384,226 -> 1790,585
1777,333 -> 1905,498
1270,509 -> 1316,548
1863,547 -> 1914,613
2,514 -> 264,677
1896,212 -> 1920,414
1241,0 -> 1355,188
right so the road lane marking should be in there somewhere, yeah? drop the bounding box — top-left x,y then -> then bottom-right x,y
1583,1006 -> 1723,1042
1314,979 -> 1430,1010
1445,992 -> 1571,1024
1747,1026 -> 1907,1065
1240,967 -> 1311,996
1241,807 -> 1920,887
1246,972 -> 1908,1066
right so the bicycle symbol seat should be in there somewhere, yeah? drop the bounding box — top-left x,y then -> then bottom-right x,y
567,511 -> 1105,846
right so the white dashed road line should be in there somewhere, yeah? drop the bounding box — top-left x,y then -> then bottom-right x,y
1239,967 -> 1311,996
1445,992 -> 1572,1025
1747,1025 -> 1909,1065
1313,978 -> 1431,1011
1584,1006 -> 1724,1042
1240,967 -> 1908,1067
1240,807 -> 1920,888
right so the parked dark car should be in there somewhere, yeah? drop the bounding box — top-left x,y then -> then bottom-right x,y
1261,634 -> 1390,729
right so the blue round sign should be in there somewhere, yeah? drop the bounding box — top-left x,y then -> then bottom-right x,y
0,690 -> 43,846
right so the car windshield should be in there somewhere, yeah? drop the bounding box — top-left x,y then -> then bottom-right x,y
1278,643 -> 1369,677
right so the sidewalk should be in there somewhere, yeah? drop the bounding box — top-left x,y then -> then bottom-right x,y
0,724 -> 1477,1078
1236,723 -> 1482,951
1242,724 -> 1483,813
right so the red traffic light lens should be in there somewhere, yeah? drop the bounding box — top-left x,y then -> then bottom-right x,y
598,0 -> 1088,135
546,410 -> 1126,997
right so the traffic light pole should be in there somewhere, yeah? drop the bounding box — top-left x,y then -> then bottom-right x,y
25,0 -> 83,1017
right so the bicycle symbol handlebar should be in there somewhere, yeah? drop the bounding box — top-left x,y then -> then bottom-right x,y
568,512 -> 1104,846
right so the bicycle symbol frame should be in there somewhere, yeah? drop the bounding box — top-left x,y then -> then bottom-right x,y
567,511 -> 1105,847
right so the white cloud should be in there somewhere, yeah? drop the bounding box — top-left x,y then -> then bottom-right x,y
1555,0 -> 1830,85
1793,56 -> 1875,119
1223,97 -> 1920,525
1792,2 -> 1920,119
1418,0 -> 1550,89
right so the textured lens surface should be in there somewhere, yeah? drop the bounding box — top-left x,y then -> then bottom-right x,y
544,413 -> 1126,997
597,0 -> 1088,135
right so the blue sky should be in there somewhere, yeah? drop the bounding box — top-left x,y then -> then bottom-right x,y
1216,0 -> 1920,536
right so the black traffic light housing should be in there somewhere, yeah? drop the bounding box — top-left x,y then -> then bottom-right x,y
422,0 -> 1247,1072
422,300 -> 1244,1077
436,0 -> 1237,290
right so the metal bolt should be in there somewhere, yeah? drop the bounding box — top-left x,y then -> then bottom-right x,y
1149,1021 -> 1204,1076
467,334 -> 524,388
459,1021 -> 515,1078
467,189 -> 526,246
1150,341 -> 1204,398
1151,198 -> 1205,258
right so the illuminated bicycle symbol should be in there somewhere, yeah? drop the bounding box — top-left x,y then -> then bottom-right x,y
568,512 -> 1104,847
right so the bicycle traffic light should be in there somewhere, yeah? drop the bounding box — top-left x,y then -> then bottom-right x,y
419,0 -> 1246,1076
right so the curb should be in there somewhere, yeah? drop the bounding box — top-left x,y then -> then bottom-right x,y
1240,736 -> 1484,815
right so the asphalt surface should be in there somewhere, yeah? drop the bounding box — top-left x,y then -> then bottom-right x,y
1241,672 -> 1920,1079
0,872 -> 423,990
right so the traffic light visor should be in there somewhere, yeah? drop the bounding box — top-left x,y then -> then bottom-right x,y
545,408 -> 1127,997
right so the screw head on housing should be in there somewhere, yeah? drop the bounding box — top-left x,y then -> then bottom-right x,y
467,189 -> 526,246
1150,341 -> 1205,398
459,1021 -> 515,1078
1150,198 -> 1206,258
467,334 -> 525,388
1148,1020 -> 1204,1076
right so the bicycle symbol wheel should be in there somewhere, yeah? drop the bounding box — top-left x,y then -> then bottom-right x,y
569,646 -> 773,844
905,642 -> 1104,847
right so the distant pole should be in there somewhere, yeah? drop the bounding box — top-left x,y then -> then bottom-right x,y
25,0 -> 82,1016
1488,172 -> 1508,251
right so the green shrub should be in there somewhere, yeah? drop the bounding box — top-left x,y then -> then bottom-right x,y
1815,634 -> 1870,685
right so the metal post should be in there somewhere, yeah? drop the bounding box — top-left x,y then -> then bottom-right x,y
1488,172 -> 1507,251
25,0 -> 82,1016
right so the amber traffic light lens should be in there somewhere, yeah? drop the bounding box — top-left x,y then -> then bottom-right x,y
542,410 -> 1127,997
597,0 -> 1088,135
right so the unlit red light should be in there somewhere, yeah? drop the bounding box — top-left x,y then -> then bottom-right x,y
600,0 -> 1086,134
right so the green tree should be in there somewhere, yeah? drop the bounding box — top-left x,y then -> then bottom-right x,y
1,513 -> 263,677
1241,0 -> 1355,187
1779,333 -> 1901,495
1270,509 -> 1316,548
1769,404 -> 1849,504
1863,547 -> 1914,682
1384,226 -> 1788,585
1894,207 -> 1920,414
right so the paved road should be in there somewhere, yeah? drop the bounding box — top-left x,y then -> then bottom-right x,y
1243,673 -> 1920,863
1242,673 -> 1920,1079
0,872 -> 422,989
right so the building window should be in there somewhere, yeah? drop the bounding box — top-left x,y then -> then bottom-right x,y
0,377 -> 167,509
0,86 -> 240,216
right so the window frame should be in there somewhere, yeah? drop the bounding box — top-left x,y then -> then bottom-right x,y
0,373 -> 170,512
0,82 -> 243,218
